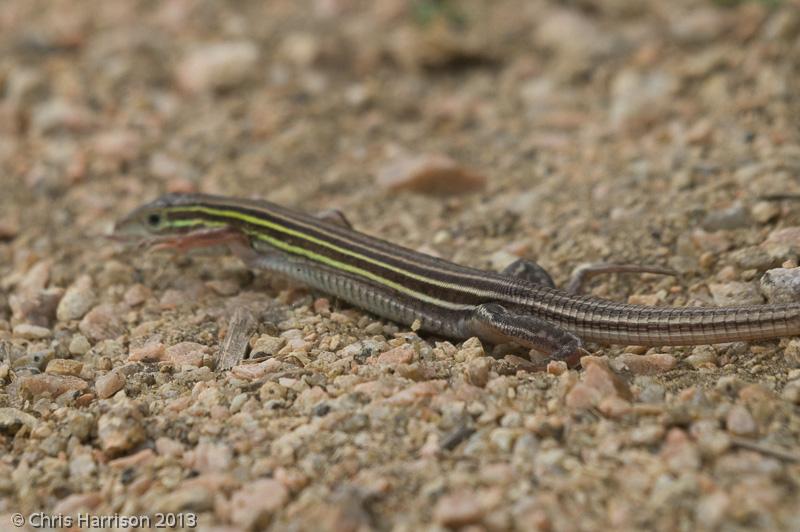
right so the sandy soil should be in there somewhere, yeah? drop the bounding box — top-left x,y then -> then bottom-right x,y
1,0 -> 800,530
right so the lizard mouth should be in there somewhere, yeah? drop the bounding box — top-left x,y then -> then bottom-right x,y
108,227 -> 250,252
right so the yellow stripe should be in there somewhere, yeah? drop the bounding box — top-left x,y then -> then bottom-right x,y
166,212 -> 472,310
169,205 -> 498,298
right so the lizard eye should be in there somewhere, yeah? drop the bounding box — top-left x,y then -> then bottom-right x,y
146,213 -> 162,227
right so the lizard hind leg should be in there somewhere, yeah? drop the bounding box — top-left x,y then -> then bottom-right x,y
467,303 -> 586,368
565,262 -> 677,294
501,258 -> 676,295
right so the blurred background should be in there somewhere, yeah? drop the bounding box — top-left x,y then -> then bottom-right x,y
1,0 -> 798,279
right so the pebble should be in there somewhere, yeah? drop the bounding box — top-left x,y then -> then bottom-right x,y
377,154 -> 487,196
0,407 -> 38,435
52,492 -> 103,515
155,437 -> 185,458
95,370 -> 126,399
123,284 -> 150,307
79,304 -> 125,341
708,282 -> 764,306
759,268 -> 800,303
546,360 -> 567,376
10,287 -> 62,326
660,428 -> 701,472
566,356 -> 631,410
730,246 -> 776,271
686,346 -> 717,368
725,404 -> 757,436
763,226 -> 800,255
433,491 -> 483,527
536,9 -> 610,60
69,334 -> 91,356
250,335 -> 286,358
616,353 -> 676,375
176,41 -> 259,92
44,358 -> 83,376
278,32 -> 320,67
97,400 -> 146,456
128,342 -> 166,362
751,201 -> 780,224
701,203 -> 750,231
229,478 -> 288,529
610,69 -> 677,129
12,323 -> 52,340
375,344 -> 415,366
697,492 -> 731,529
165,342 -> 210,367
18,374 -> 88,398
467,357 -> 491,387
31,100 -> 93,134
92,129 -> 140,163
785,339 -> 800,367
184,442 -> 232,473
781,381 -> 800,404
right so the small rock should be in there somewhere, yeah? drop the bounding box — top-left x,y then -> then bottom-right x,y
610,69 -> 678,129
0,407 -> 38,434
566,356 -> 631,410
79,304 -> 124,341
708,282 -> 764,306
19,374 -> 88,398
45,358 -> 83,376
95,370 -> 126,399
686,346 -> 717,368
785,338 -> 800,367
697,492 -> 731,529
176,41 -> 259,92
433,491 -> 483,527
0,219 -> 19,241
97,400 -> 145,456
229,478 -> 288,529
128,342 -> 166,362
184,442 -> 232,473
546,360 -> 568,376
278,32 -> 320,67
467,357 -> 491,387
701,204 -> 750,231
12,323 -> 52,340
669,6 -> 726,44
597,396 -> 632,418
726,404 -> 757,436
536,9 -> 610,60
165,342 -> 210,367
616,353 -> 676,375
660,428 -> 701,472
31,99 -> 93,134
375,345 -> 415,365
206,280 -> 239,296
763,226 -> 800,254
377,154 -> 487,196
730,246 -> 776,271
9,287 -> 62,326
250,335 -> 286,358
53,491 -> 103,515
92,130 -> 140,163
691,229 -> 732,254
760,268 -> 800,303
155,437 -> 184,458
123,284 -> 151,307
781,381 -> 800,404
69,334 -> 91,356
751,201 -> 780,224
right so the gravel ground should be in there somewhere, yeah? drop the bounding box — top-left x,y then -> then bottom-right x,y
1,0 -> 800,530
